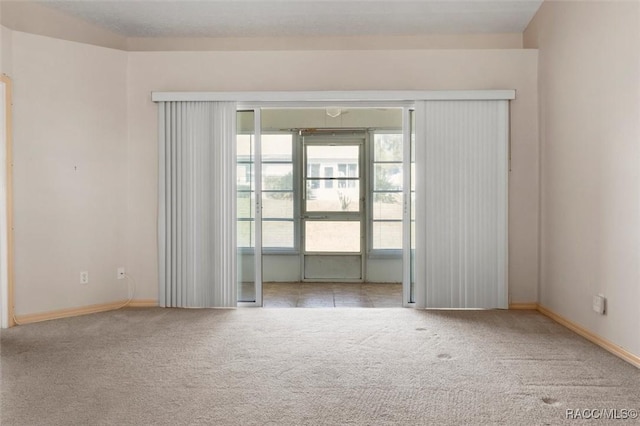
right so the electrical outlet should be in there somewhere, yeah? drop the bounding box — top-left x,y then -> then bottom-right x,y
592,294 -> 606,315
80,271 -> 89,284
117,267 -> 125,280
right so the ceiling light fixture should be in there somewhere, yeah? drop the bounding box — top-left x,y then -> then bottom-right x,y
326,107 -> 342,118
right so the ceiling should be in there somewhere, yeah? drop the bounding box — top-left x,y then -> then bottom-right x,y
37,0 -> 543,38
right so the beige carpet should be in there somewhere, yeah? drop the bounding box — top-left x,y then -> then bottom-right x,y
2,308 -> 639,425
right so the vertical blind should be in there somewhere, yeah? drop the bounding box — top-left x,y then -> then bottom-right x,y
158,101 -> 237,308
154,95 -> 509,309
415,100 -> 509,309
0,81 -> 8,327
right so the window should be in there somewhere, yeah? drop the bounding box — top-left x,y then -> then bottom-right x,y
262,134 -> 295,249
306,145 -> 360,213
236,133 -> 296,250
371,133 -> 403,250
338,163 -> 358,188
309,164 -> 320,189
324,167 -> 333,188
237,134 -> 255,248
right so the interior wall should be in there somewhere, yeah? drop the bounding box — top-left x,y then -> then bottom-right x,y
1,25 -> 12,76
260,108 -> 402,131
0,22 -> 3,73
126,49 -> 539,303
127,33 -> 523,51
10,31 -> 129,315
524,1 -> 640,356
1,1 -> 127,50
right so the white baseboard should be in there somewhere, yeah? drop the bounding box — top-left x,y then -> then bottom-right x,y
508,303 -> 538,310
14,299 -> 158,325
537,304 -> 640,369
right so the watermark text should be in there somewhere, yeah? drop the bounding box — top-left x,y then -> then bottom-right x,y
566,409 -> 638,420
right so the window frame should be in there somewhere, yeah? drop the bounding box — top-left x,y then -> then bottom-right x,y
368,129 -> 404,257
237,131 -> 299,254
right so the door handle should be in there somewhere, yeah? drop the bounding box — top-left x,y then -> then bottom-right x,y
303,215 -> 328,219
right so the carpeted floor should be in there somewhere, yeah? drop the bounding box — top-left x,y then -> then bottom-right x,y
1,308 -> 639,425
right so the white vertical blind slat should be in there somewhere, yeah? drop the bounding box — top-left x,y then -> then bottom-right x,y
158,101 -> 237,308
157,103 -> 166,307
415,100 -> 508,309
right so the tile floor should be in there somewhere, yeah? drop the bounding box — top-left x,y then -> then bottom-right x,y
262,282 -> 403,308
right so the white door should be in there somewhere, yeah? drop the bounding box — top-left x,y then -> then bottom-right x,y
301,135 -> 365,281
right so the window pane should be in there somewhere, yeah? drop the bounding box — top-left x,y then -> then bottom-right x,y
373,193 -> 403,220
306,182 -> 359,212
237,110 -> 255,303
237,134 -> 253,160
262,192 -> 293,219
237,220 -> 255,248
411,220 -> 416,250
263,221 -> 294,248
372,221 -> 402,250
237,191 -> 254,219
410,109 -> 415,161
374,133 -> 403,162
410,163 -> 415,192
237,110 -> 254,132
307,145 -> 359,181
324,167 -> 333,188
411,192 -> 416,223
237,164 -> 253,190
305,221 -> 360,252
335,164 -> 359,179
262,164 -> 293,190
308,163 -> 321,178
262,134 -> 292,162
374,164 -> 403,191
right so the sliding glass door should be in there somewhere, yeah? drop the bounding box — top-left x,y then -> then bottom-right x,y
237,107 -> 413,305
236,110 -> 262,305
234,100 -> 508,308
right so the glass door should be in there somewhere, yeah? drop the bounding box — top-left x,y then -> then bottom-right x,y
301,135 -> 365,281
236,109 -> 262,305
404,107 -> 416,306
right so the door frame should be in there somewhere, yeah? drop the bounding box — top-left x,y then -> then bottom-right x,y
0,75 -> 14,327
300,134 -> 366,282
238,103 -> 415,307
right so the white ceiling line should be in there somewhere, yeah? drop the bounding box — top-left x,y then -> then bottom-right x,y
151,90 -> 517,103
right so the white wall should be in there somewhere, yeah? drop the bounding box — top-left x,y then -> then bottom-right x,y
1,1 -> 127,50
11,31 -> 128,315
1,25 -> 12,76
126,49 -> 539,303
127,33 -> 523,51
525,1 -> 640,356
0,23 -> 3,74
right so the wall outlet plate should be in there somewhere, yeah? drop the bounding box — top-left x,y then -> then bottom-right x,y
592,294 -> 606,315
80,271 -> 89,284
117,267 -> 125,280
